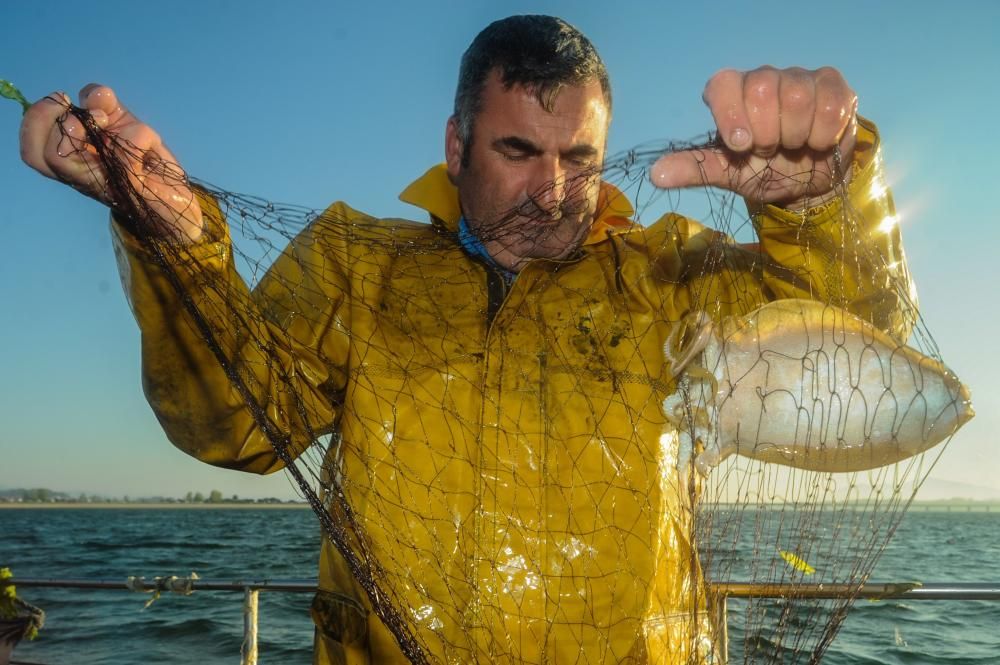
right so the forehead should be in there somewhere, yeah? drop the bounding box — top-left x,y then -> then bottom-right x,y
475,71 -> 610,147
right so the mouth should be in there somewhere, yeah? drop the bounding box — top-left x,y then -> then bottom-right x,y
529,214 -> 563,225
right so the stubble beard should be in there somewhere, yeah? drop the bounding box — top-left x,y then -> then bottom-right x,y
467,177 -> 599,272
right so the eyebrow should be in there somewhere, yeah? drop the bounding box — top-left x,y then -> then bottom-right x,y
492,136 -> 543,156
562,144 -> 601,161
492,136 -> 601,161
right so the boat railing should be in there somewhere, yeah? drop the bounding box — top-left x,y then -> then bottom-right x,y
10,578 -> 1000,665
13,576 -> 315,665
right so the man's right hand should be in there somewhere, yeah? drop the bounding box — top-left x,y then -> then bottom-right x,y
20,84 -> 203,243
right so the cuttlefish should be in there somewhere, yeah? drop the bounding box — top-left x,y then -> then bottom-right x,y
662,299 -> 974,476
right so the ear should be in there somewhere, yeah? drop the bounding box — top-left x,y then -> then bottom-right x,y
445,116 -> 464,182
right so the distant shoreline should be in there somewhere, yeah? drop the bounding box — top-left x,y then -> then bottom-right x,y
0,502 -> 310,510
3,501 -> 996,511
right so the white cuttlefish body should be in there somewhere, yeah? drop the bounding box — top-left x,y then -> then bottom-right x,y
662,299 -> 974,476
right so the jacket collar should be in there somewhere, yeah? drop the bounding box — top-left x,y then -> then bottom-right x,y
398,164 -> 635,245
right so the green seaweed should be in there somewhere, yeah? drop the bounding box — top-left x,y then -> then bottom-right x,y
0,79 -> 30,114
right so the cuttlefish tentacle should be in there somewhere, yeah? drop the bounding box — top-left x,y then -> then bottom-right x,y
665,310 -> 716,379
663,311 -> 721,474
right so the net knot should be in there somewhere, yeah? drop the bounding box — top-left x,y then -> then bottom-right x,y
126,573 -> 200,608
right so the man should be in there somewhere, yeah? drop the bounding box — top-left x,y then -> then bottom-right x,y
21,15 -> 909,665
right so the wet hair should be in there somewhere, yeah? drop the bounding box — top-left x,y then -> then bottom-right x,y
453,15 -> 612,165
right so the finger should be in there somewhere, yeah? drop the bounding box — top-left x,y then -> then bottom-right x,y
836,111 -> 858,169
778,68 -> 815,150
703,69 -> 753,152
743,67 -> 780,157
807,67 -> 856,151
650,147 -> 731,190
81,83 -> 134,130
19,92 -> 74,178
42,106 -> 107,196
79,83 -> 120,116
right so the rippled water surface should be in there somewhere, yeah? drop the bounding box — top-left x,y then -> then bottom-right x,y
2,508 -> 998,664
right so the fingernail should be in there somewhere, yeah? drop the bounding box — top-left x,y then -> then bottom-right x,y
650,157 -> 673,188
90,109 -> 109,127
730,127 -> 750,148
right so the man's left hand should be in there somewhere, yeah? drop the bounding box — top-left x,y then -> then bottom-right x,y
650,66 -> 857,209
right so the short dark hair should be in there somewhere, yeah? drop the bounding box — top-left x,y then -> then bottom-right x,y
454,15 -> 612,164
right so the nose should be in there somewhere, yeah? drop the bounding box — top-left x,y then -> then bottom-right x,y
527,157 -> 566,219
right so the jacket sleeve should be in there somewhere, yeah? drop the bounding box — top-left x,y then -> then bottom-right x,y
650,117 -> 915,340
112,195 -> 352,474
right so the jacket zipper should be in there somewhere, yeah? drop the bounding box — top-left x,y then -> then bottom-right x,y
484,265 -> 510,328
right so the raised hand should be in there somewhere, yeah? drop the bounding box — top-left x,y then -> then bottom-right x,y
20,84 -> 203,242
650,66 -> 858,209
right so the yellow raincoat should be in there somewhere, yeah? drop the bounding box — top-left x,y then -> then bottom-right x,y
112,119 -> 911,664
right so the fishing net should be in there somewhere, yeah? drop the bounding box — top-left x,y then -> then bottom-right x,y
36,95 -> 972,663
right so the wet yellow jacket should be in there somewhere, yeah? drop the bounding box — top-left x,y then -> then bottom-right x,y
112,119 -> 911,664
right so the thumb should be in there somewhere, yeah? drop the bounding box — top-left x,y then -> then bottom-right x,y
650,147 -> 730,190
78,83 -> 131,127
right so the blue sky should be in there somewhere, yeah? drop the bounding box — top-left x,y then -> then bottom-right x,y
1,1 -> 998,499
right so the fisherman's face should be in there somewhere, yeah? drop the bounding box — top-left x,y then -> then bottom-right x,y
446,71 -> 609,272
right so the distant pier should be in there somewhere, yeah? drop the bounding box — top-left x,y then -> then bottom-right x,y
909,502 -> 997,512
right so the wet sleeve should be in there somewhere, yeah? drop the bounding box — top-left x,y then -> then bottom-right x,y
650,117 -> 915,340
111,193 -> 351,474
749,117 -> 915,338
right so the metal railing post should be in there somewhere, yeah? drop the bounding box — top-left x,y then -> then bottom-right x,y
713,593 -> 728,664
242,587 -> 259,665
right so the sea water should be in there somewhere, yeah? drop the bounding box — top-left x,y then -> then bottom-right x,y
2,507 -> 998,664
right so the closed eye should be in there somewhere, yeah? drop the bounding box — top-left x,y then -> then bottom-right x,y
501,150 -> 532,162
491,136 -> 602,169
563,146 -> 600,169
493,136 -> 542,162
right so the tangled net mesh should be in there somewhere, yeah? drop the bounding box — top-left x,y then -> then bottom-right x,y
58,99 -> 964,664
